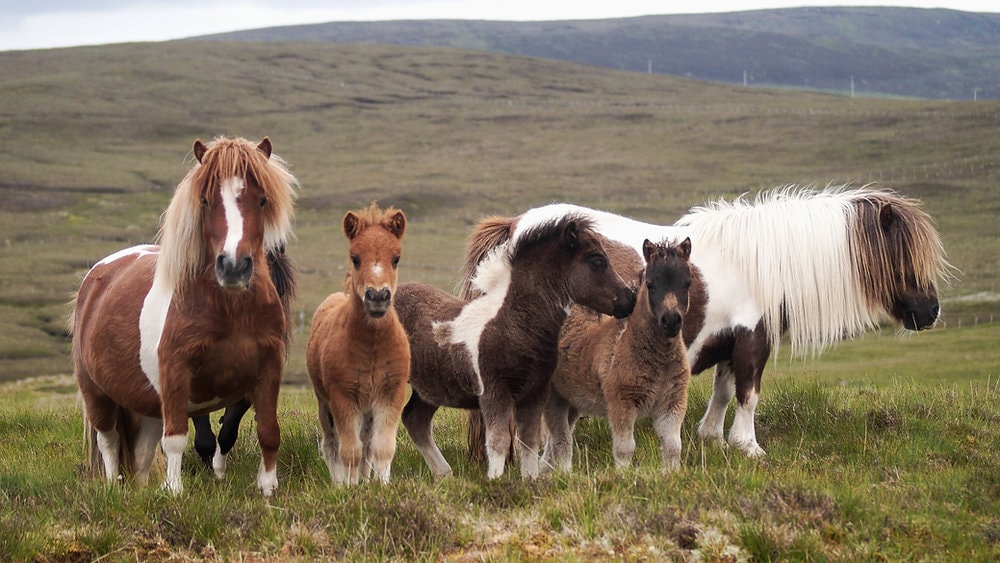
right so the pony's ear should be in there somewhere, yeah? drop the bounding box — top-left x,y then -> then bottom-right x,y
561,220 -> 580,251
343,211 -> 362,240
879,203 -> 895,231
256,137 -> 272,159
384,209 -> 406,239
677,237 -> 692,260
193,139 -> 207,163
642,239 -> 656,262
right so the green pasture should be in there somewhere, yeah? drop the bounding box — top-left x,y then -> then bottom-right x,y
1,323 -> 998,560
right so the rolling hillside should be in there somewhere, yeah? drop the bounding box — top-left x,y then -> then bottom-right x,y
194,7 -> 1000,100
0,40 -> 998,382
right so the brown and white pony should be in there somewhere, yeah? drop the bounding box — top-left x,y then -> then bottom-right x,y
465,186 -> 952,457
543,238 -> 695,474
306,203 -> 410,485
393,215 -> 636,480
71,136 -> 297,495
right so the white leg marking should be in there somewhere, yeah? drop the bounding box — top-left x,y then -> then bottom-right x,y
95,428 -> 121,482
161,434 -> 187,495
699,365 -> 735,444
728,390 -> 765,457
257,460 -> 278,497
653,411 -> 684,473
212,447 -> 228,479
486,448 -> 507,480
519,442 -> 540,480
219,177 -> 246,261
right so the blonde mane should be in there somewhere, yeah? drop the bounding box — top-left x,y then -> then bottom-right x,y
154,136 -> 298,292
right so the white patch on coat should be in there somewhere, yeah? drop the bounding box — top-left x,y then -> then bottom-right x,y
93,244 -> 158,269
432,246 -> 512,395
138,276 -> 172,394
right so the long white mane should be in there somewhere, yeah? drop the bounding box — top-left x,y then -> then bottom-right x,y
678,186 -> 883,354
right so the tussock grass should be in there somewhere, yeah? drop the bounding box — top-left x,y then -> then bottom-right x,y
2,327 -> 998,560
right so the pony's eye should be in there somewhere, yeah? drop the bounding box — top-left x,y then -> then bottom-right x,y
351,255 -> 361,269
590,255 -> 607,270
200,196 -> 209,207
259,196 -> 268,208
392,255 -> 400,268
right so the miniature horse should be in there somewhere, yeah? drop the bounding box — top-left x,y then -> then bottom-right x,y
466,186 -> 952,457
306,204 -> 409,485
543,238 -> 695,474
393,215 -> 636,480
72,136 -> 297,495
191,245 -> 296,477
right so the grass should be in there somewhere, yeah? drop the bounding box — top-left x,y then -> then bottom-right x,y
1,324 -> 999,560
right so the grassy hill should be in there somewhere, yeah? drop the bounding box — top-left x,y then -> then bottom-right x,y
0,40 -> 998,384
194,7 -> 1000,100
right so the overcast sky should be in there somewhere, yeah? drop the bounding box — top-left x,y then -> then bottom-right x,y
2,1 -> 997,52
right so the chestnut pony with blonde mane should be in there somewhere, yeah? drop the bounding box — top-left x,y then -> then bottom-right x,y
72,136 -> 297,495
306,203 -> 409,485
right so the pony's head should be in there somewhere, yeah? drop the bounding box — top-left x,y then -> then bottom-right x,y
851,192 -> 953,331
342,203 -> 406,318
641,238 -> 693,338
515,216 -> 636,319
156,136 -> 297,293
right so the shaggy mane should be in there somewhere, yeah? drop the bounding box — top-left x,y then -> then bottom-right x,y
155,136 -> 298,292
678,184 -> 951,355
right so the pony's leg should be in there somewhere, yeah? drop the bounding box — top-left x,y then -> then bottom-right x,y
316,397 -> 341,482
368,404 -> 401,484
542,391 -> 574,474
726,327 -> 770,457
159,374 -> 191,495
401,393 -> 451,478
608,403 -> 639,469
481,391 -> 516,480
191,415 -> 217,471
360,412 -> 374,481
513,396 -> 546,480
652,409 -> 685,473
251,365 -> 282,496
214,399 -> 252,479
133,416 -> 163,485
698,362 -> 735,446
328,394 -> 364,486
94,426 -> 122,482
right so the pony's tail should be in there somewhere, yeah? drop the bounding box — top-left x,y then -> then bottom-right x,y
457,215 -> 517,299
82,408 -> 139,479
459,215 -> 519,466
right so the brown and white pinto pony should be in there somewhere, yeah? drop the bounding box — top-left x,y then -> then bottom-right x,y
465,186 -> 952,458
393,215 -> 636,480
306,203 -> 410,485
543,238 -> 695,474
72,136 -> 297,495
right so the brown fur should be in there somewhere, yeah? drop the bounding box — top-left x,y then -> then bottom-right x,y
395,215 -> 636,480
72,136 -> 296,494
544,239 -> 694,473
306,203 -> 410,485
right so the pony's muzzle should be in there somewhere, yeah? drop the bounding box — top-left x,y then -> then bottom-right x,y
659,310 -> 683,338
364,287 -> 392,318
216,254 -> 253,289
612,286 -> 637,319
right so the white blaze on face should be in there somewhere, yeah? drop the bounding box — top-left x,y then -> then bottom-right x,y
220,177 -> 246,261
